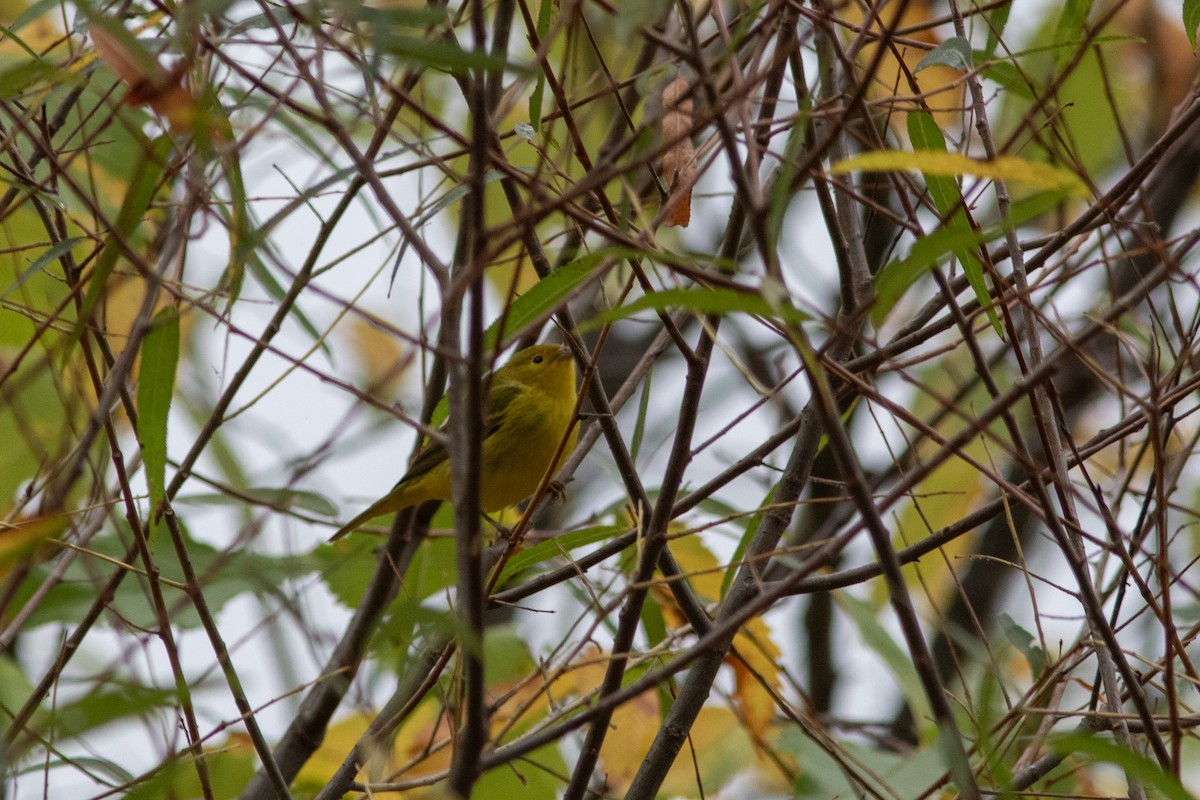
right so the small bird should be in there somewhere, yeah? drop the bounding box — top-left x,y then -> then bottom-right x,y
329,343 -> 579,541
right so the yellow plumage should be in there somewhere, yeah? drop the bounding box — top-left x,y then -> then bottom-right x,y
329,343 -> 578,540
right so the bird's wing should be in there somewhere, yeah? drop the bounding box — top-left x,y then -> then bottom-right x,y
482,380 -> 522,438
397,381 -> 522,482
398,434 -> 449,484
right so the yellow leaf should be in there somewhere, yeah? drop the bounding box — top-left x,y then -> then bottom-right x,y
492,650 -> 659,794
661,707 -> 757,797
836,0 -> 964,128
653,532 -> 784,744
659,529 -> 725,601
597,687 -> 661,792
296,706 -> 451,796
730,617 -> 783,740
892,448 -> 989,605
344,317 -> 412,394
294,713 -> 379,790
0,515 -> 62,581
831,150 -> 1087,198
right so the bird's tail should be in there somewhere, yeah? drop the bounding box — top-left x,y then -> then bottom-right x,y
327,500 -> 389,542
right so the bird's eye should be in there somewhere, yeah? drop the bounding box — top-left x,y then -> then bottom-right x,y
532,355 -> 544,364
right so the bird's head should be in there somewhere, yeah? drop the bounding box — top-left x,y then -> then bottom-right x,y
499,343 -> 576,395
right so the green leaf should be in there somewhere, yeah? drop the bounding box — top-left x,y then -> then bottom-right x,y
901,115 -> 995,334
595,285 -> 809,328
907,111 -> 947,153
1052,0 -> 1094,69
375,34 -> 521,75
999,612 -> 1046,676
483,249 -> 618,349
313,536 -> 382,609
357,3 -> 450,29
979,60 -> 1034,100
484,625 -> 536,686
528,0 -> 554,128
766,105 -> 810,249
780,728 -> 944,799
177,487 -> 338,517
122,746 -> 255,800
0,22 -> 41,60
957,239 -> 998,338
213,87 -> 253,314
836,593 -> 933,739
475,740 -> 566,799
319,533 -> 457,609
629,365 -> 652,462
906,113 -> 960,217
1187,0 -> 1200,52
75,135 -> 172,346
136,307 -> 180,515
1053,733 -> 1193,800
1,237 -> 84,302
983,1 -> 1012,60
0,656 -> 34,742
46,685 -> 176,742
720,486 -> 774,600
915,37 -> 973,72
873,191 -> 1063,322
494,524 -> 628,586
370,598 -> 454,667
0,59 -> 58,99
641,589 -> 668,648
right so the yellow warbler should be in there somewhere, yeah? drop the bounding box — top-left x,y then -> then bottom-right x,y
330,343 -> 579,540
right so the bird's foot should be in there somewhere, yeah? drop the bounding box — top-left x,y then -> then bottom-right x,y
547,478 -> 570,504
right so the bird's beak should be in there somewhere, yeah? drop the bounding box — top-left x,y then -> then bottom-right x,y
555,343 -> 573,361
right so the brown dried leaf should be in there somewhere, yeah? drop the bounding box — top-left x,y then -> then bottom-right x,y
91,22 -> 200,135
661,77 -> 696,227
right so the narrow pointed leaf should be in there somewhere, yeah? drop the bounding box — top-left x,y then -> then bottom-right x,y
137,307 -> 180,514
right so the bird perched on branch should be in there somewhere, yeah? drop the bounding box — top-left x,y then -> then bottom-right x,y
330,343 -> 579,541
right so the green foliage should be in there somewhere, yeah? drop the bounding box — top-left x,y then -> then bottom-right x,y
494,524 -> 628,586
835,592 -> 933,741
484,249 -> 621,349
904,111 -> 1000,336
11,530 -> 302,631
1051,0 -> 1095,70
874,190 -> 1064,322
596,285 -> 809,327
137,307 -> 180,515
1188,0 -> 1200,51
75,136 -> 172,344
123,748 -> 257,800
779,727 -> 946,799
999,613 -> 1046,677
916,37 -> 974,73
1053,733 -> 1194,800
